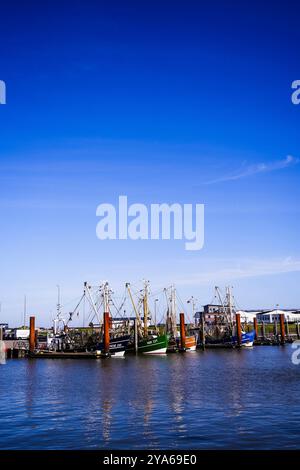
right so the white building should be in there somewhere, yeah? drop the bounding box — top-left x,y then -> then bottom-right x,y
256,310 -> 300,323
236,309 -> 300,323
236,310 -> 259,323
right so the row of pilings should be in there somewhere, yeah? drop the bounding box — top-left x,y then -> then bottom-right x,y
236,312 -> 289,346
1,311 -> 295,359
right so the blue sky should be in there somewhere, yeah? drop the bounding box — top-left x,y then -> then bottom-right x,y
0,1 -> 300,326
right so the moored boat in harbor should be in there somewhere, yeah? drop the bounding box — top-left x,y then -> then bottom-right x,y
30,281 -> 131,358
200,287 -> 255,348
165,285 -> 197,352
126,281 -> 169,354
232,330 -> 255,347
96,334 -> 131,357
184,335 -> 197,351
85,281 -> 131,357
135,333 -> 169,354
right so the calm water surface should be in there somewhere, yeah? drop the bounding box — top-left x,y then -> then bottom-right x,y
0,345 -> 300,449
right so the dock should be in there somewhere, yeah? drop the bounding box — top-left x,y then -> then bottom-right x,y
2,340 -> 28,358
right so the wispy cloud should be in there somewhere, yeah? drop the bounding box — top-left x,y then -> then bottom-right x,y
174,257 -> 300,286
205,155 -> 299,184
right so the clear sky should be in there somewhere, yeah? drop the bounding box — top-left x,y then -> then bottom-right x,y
0,0 -> 300,326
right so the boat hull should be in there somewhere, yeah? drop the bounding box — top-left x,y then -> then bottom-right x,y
137,334 -> 169,354
232,330 -> 255,347
96,335 -> 130,357
185,335 -> 197,351
204,330 -> 255,348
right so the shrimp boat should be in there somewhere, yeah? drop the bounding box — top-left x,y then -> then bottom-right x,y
231,330 -> 255,347
165,286 -> 197,352
84,281 -> 130,357
202,287 -> 255,348
184,335 -> 197,351
135,334 -> 169,354
95,335 -> 131,357
38,282 -> 130,358
126,281 -> 168,354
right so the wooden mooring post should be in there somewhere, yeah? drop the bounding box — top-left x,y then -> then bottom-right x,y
201,312 -> 206,350
103,312 -> 110,356
29,316 -> 35,353
279,313 -> 285,345
236,313 -> 242,347
180,313 -> 186,351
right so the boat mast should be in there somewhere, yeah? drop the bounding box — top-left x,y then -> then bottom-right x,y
187,296 -> 197,327
226,286 -> 233,325
126,283 -> 143,337
84,282 -> 102,325
102,282 -> 111,354
103,281 -> 110,314
164,285 -> 177,338
164,288 -> 171,335
54,285 -> 65,334
215,286 -> 225,318
171,285 -> 177,338
143,280 -> 149,338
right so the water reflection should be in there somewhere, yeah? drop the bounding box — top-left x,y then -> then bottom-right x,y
1,347 -> 300,449
102,398 -> 113,442
25,360 -> 38,421
169,360 -> 186,435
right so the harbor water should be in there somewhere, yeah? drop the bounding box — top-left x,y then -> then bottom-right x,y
0,345 -> 300,449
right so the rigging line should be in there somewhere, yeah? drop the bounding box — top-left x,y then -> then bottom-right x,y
148,289 -> 166,300
114,288 -> 128,311
111,296 -> 127,318
70,293 -> 85,315
156,303 -> 167,325
177,291 -> 195,324
58,294 -> 82,308
120,300 -> 130,319
148,286 -> 165,295
176,290 -> 187,314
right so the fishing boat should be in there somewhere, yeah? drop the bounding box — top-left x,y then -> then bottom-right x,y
126,282 -> 168,354
34,282 -> 130,358
136,333 -> 169,354
85,281 -> 130,357
165,286 -> 197,352
201,287 -> 255,348
184,335 -> 197,351
232,330 -> 255,347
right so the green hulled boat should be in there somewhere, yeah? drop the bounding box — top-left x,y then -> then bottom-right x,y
137,333 -> 168,354
126,282 -> 169,355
